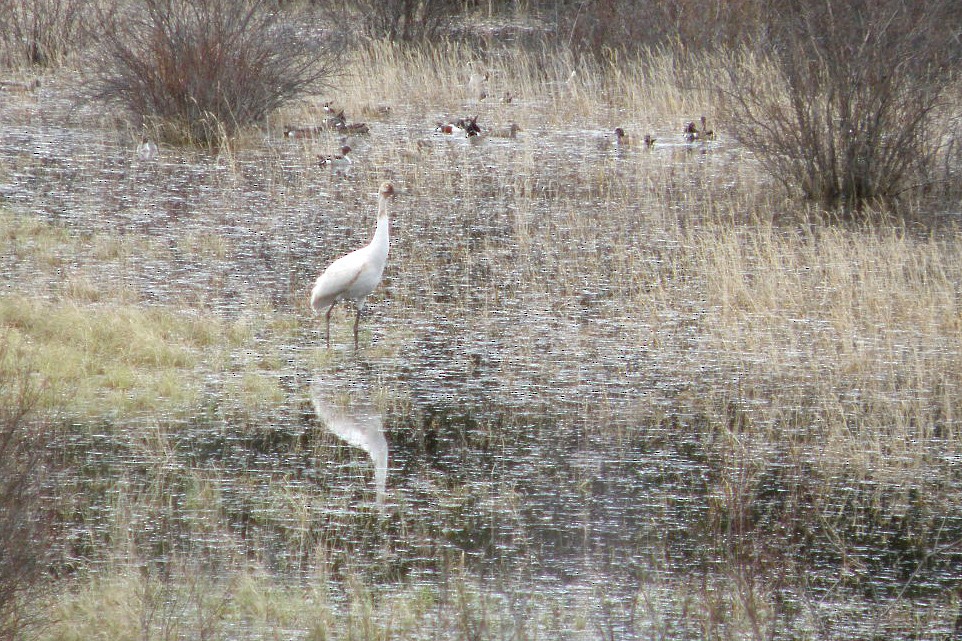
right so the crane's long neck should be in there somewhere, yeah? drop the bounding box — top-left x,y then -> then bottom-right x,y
369,196 -> 390,258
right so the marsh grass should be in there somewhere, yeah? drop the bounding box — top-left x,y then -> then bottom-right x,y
0,290 -> 282,416
2,35 -> 961,639
1,296 -> 189,410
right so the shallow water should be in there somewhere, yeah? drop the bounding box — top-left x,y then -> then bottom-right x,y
2,75 -> 961,637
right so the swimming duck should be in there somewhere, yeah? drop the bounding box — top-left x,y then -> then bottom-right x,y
460,115 -> 482,137
436,116 -> 482,137
318,145 -> 352,172
285,125 -> 323,139
684,117 -> 715,142
136,137 -> 158,161
699,115 -> 715,140
490,123 -> 522,139
337,122 -> 370,135
0,78 -> 40,93
467,71 -> 489,101
435,121 -> 463,135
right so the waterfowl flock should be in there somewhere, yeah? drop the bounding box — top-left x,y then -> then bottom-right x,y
274,69 -> 717,180
285,103 -> 370,139
0,65 -> 720,354
31,58 -> 724,173
599,127 -> 660,150
288,93 -> 715,352
102,67 -> 720,349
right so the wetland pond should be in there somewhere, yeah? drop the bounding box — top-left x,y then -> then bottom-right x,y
1,77 -> 961,639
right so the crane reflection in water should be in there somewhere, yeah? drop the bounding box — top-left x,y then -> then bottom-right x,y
310,381 -> 388,508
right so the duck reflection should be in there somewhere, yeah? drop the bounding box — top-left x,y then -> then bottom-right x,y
310,383 -> 388,508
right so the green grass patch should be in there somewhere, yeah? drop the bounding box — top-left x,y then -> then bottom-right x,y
0,295 -> 258,417
222,372 -> 286,410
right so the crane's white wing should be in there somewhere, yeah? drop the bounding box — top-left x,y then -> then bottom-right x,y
310,247 -> 369,312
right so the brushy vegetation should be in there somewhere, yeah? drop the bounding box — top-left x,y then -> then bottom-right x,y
316,0 -> 458,42
0,339 -> 57,639
720,0 -> 962,209
0,0 -> 95,67
89,0 -> 337,145
0,1 -> 962,638
551,0 -> 766,55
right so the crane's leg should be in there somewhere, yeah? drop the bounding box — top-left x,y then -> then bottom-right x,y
353,307 -> 361,350
325,304 -> 335,349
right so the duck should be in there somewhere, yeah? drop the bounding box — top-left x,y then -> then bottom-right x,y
0,78 -> 41,93
489,123 -> 522,139
321,103 -> 348,125
467,71 -> 489,101
318,145 -> 352,172
284,125 -> 324,139
136,137 -> 158,161
460,115 -> 482,137
614,127 -> 630,146
684,116 -> 715,142
435,121 -> 463,135
699,115 -> 715,141
643,134 -> 656,148
435,116 -> 482,138
337,122 -> 370,135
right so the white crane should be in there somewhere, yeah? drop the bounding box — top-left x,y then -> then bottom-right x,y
310,182 -> 395,349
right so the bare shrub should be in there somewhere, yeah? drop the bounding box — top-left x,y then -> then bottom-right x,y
0,0 -> 95,67
0,338 -> 56,638
314,0 -> 456,42
546,0 -> 767,57
90,0 -> 338,146
720,0 -> 962,210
